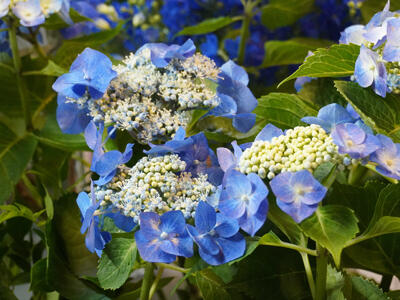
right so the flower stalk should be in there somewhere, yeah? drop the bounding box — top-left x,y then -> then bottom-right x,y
140,263 -> 155,300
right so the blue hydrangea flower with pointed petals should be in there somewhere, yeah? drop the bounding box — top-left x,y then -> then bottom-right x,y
270,170 -> 327,223
135,211 -> 193,263
354,45 -> 387,97
302,103 -> 355,133
208,60 -> 257,133
187,201 -> 245,265
77,182 -> 111,256
331,123 -> 381,159
85,121 -> 134,185
136,39 -> 196,68
219,170 -> 269,236
53,47 -> 117,100
370,134 -> 400,180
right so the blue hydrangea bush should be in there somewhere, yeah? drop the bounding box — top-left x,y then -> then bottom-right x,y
1,0 -> 400,299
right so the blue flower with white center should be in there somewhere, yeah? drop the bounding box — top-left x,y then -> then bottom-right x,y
77,182 -> 111,256
136,39 -> 196,68
12,0 -> 45,27
208,60 -> 257,133
383,18 -> 400,62
354,45 -> 387,97
370,134 -> 400,180
53,47 -> 117,100
302,103 -> 354,133
135,211 -> 193,263
331,123 -> 381,159
84,121 -> 134,185
270,170 -> 327,223
187,201 -> 245,266
219,170 -> 269,236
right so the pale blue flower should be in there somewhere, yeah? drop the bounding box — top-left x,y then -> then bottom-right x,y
331,123 -> 381,159
187,201 -> 245,265
383,18 -> 400,62
219,170 -> 269,236
135,211 -> 193,263
370,134 -> 400,179
12,0 -> 45,27
354,45 -> 387,97
270,170 -> 327,223
339,24 -> 366,45
0,0 -> 10,18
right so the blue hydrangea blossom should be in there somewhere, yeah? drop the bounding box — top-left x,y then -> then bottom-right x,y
270,170 -> 327,223
187,201 -> 245,265
135,211 -> 193,263
370,134 -> 400,180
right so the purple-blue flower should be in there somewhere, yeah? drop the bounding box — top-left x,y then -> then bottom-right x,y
383,18 -> 400,62
53,47 -> 117,100
270,170 -> 327,223
77,182 -> 111,256
219,170 -> 269,236
302,103 -> 355,133
136,39 -> 196,68
187,201 -> 245,265
208,60 -> 257,133
354,45 -> 387,97
84,121 -> 134,185
135,211 -> 193,263
331,123 -> 381,159
370,134 -> 400,180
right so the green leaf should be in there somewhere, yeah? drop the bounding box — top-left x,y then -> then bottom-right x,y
54,22 -> 125,68
0,122 -> 37,203
301,205 -> 359,267
177,16 -> 240,36
298,78 -> 347,108
30,258 -> 54,292
326,265 -> 345,300
334,80 -> 400,142
0,203 -> 42,224
313,161 -> 336,186
212,264 -> 237,284
195,269 -> 231,300
348,275 -> 388,299
23,60 -> 68,77
34,112 -> 88,151
254,93 -> 318,130
262,38 -> 333,68
261,0 -> 315,30
44,8 -> 92,30
361,0 -> 400,23
97,237 -> 137,290
279,44 -> 360,87
44,188 -> 54,220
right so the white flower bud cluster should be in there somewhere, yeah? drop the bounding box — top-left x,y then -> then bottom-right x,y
239,124 -> 346,179
70,48 -> 221,144
95,154 -> 216,223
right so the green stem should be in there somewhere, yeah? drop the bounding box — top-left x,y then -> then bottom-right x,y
301,253 -> 316,300
380,274 -> 392,292
155,262 -> 189,274
237,1 -> 252,65
148,266 -> 164,300
140,263 -> 154,300
8,18 -> 32,130
315,245 -> 327,300
259,240 -> 317,256
348,164 -> 368,185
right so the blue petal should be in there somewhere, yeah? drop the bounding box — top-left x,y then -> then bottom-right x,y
160,232 -> 193,258
93,150 -> 122,176
215,214 -> 239,238
139,212 -> 161,239
195,201 -> 216,233
56,95 -> 91,134
277,200 -> 318,223
84,121 -> 98,150
255,123 -> 284,142
238,200 -> 268,236
135,231 -> 176,263
217,147 -> 236,173
247,173 -> 269,215
220,60 -> 249,86
110,213 -> 136,232
121,143 -> 134,164
76,192 -> 91,217
219,189 -> 246,219
291,170 -> 327,205
215,233 -> 246,264
160,210 -> 186,235
232,113 -> 256,133
270,172 -> 296,204
52,71 -> 87,99
207,93 -> 237,117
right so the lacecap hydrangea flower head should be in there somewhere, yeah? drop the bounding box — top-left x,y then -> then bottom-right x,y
76,126 -> 246,263
53,39 -> 257,144
340,0 -> 400,97
0,0 -> 71,27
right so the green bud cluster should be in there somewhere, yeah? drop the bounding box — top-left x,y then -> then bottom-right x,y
239,124 -> 345,179
95,154 -> 216,223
